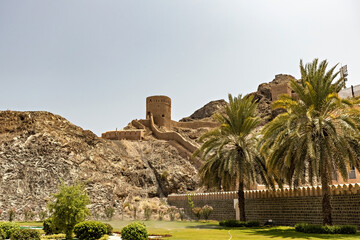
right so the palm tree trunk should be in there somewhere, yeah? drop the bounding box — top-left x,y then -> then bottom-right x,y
320,153 -> 332,225
238,180 -> 246,221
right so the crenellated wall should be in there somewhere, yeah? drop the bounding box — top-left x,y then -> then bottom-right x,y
101,129 -> 144,140
168,184 -> 360,227
149,115 -> 199,153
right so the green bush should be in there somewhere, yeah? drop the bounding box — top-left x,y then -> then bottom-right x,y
43,218 -> 61,235
219,220 -> 260,228
104,223 -> 113,235
0,229 -> 6,240
0,222 -> 20,239
10,229 -> 41,240
74,221 -> 107,240
121,222 -> 148,240
336,225 -> 358,234
192,207 -> 202,221
201,205 -> 213,220
40,233 -> 66,239
99,235 -> 109,240
245,221 -> 261,227
295,223 -> 357,234
104,206 -> 115,221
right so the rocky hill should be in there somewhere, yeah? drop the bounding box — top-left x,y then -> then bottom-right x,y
0,111 -> 197,220
0,74 -> 296,221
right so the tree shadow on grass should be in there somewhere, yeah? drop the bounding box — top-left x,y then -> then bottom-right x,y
248,227 -> 360,239
185,223 -> 223,229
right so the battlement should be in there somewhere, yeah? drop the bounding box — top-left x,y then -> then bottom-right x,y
101,129 -> 144,140
168,183 -> 360,201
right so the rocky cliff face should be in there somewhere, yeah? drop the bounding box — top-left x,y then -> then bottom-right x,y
0,111 -> 197,220
180,100 -> 227,122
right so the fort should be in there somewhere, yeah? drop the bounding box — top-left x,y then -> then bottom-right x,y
102,83 -> 360,183
101,95 -> 218,163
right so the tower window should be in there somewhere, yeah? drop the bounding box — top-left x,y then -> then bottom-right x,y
162,114 -> 165,117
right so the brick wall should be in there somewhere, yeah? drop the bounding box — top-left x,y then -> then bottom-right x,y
168,184 -> 360,227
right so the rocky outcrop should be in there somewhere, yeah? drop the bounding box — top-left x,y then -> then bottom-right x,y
249,74 -> 297,124
180,100 -> 227,122
0,111 -> 198,220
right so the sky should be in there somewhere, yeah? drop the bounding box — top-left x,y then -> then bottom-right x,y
0,0 -> 359,136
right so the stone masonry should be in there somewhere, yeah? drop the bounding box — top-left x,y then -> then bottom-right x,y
168,184 -> 360,227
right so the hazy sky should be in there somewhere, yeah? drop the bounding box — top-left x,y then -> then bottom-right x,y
1,0 -> 359,136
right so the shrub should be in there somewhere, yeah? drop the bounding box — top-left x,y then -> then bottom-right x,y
0,222 -> 20,239
158,209 -> 166,221
133,205 -> 138,220
143,205 -> 152,221
40,233 -> 66,239
104,223 -> 113,235
0,229 -> 6,240
43,218 -> 61,235
24,207 -> 35,221
48,182 -> 90,240
201,205 -> 213,220
10,229 -> 41,240
121,222 -> 148,240
295,223 -> 357,234
192,207 -> 202,221
167,206 -> 178,221
8,208 -> 16,222
99,234 -> 109,240
38,210 -> 47,221
74,221 -> 107,240
104,206 -> 115,221
336,225 -> 357,234
178,208 -> 185,221
246,221 -> 261,227
219,220 -> 260,228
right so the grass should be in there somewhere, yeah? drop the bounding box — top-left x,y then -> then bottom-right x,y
104,220 -> 360,240
8,220 -> 360,240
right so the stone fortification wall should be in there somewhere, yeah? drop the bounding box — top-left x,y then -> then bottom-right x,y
146,96 -> 171,129
168,184 -> 360,227
171,120 -> 219,129
101,130 -> 144,140
131,120 -> 146,130
149,115 -> 198,153
270,74 -> 297,101
138,119 -> 151,128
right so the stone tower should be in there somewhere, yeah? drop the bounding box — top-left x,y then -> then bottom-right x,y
146,95 -> 171,129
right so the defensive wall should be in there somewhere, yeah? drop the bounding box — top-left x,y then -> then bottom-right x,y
148,115 -> 199,154
270,74 -> 297,101
101,129 -> 144,140
168,183 -> 360,227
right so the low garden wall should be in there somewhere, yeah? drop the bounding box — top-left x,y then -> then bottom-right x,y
168,184 -> 360,227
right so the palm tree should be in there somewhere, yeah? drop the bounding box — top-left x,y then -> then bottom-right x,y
260,59 -> 360,225
195,94 -> 269,221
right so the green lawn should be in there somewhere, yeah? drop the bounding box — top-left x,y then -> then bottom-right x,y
104,220 -> 360,240
11,220 -> 360,240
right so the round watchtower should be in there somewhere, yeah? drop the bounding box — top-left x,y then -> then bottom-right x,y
146,95 -> 171,129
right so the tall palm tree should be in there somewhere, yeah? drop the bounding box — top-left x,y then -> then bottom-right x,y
260,59 -> 360,225
195,94 -> 269,221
